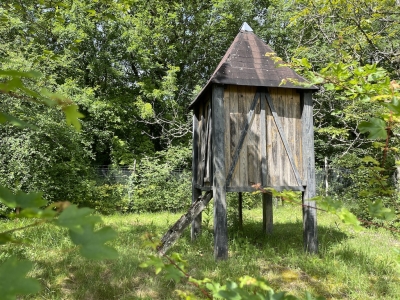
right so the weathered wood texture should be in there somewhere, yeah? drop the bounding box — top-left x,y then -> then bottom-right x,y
191,188 -> 202,240
194,85 -> 304,192
158,191 -> 213,256
301,91 -> 318,254
196,90 -> 213,187
262,193 -> 273,234
238,192 -> 243,230
221,86 -> 303,190
224,85 -> 259,188
191,112 -> 202,240
265,91 -> 303,189
225,88 -> 260,187
212,84 -> 228,260
265,88 -> 303,188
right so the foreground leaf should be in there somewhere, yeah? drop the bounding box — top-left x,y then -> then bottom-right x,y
62,104 -> 84,131
0,112 -> 38,129
358,118 -> 387,139
367,199 -> 396,221
54,205 -> 101,232
0,186 -> 46,209
0,258 -> 41,300
69,224 -> 118,260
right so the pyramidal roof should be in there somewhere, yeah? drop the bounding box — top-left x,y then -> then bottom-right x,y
189,23 -> 317,109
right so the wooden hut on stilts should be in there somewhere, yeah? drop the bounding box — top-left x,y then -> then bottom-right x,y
158,22 -> 318,260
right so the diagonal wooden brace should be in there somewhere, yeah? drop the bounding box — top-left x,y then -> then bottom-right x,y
157,191 -> 213,255
265,91 -> 304,189
225,90 -> 261,187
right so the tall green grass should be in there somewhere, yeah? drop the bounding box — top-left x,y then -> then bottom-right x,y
1,203 -> 399,299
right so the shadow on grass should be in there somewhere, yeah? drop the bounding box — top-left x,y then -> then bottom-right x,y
171,219 -> 351,299
29,223 -> 186,300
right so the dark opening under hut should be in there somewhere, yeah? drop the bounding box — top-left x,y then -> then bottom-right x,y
158,23 -> 319,260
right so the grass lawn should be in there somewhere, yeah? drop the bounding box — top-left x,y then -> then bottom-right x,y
1,203 -> 399,299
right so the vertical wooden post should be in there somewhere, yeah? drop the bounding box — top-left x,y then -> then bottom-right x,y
191,111 -> 202,240
262,193 -> 273,234
212,84 -> 228,260
191,110 -> 202,239
324,156 -> 329,197
301,91 -> 318,254
238,192 -> 243,230
260,92 -> 273,234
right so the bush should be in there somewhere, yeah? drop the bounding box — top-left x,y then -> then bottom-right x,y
129,145 -> 192,213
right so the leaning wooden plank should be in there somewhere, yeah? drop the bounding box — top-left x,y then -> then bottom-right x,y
158,191 -> 213,256
265,91 -> 304,189
226,90 -> 260,187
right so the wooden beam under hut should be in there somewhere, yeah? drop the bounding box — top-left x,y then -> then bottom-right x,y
158,191 -> 213,256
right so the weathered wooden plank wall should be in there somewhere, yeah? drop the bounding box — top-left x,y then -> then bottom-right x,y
191,110 -> 202,239
196,91 -> 213,188
196,85 -> 304,191
224,85 -> 259,189
266,87 -> 303,189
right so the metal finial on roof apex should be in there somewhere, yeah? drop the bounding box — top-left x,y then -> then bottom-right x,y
240,22 -> 253,32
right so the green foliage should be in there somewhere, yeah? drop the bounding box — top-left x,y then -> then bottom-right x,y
358,118 -> 388,139
0,258 -> 41,300
0,185 -> 118,299
69,224 -> 118,260
130,145 -> 192,212
142,251 -> 326,299
89,183 -> 129,214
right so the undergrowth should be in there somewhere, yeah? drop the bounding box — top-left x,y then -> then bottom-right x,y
1,204 -> 399,299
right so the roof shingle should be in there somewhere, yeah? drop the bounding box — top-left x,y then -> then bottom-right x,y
189,29 -> 317,109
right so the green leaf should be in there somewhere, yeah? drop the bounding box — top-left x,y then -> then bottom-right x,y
69,224 -> 118,260
15,191 -> 46,208
361,156 -> 380,166
0,233 -> 15,245
386,97 -> 400,115
0,70 -> 42,78
139,255 -> 165,272
86,9 -> 97,16
54,205 -> 101,232
324,83 -> 335,91
338,208 -> 363,230
367,199 -> 396,221
10,207 -> 57,219
217,290 -> 240,300
0,258 -> 41,299
301,57 -> 311,69
0,186 -> 46,209
164,264 -> 185,283
62,104 -> 84,131
358,118 -> 387,139
0,112 -> 38,129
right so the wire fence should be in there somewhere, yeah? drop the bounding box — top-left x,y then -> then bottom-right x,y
93,165 -> 355,197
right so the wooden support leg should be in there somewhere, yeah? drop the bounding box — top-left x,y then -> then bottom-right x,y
262,193 -> 273,234
238,192 -> 243,230
191,187 -> 202,240
214,188 -> 227,260
301,91 -> 318,254
212,84 -> 228,260
302,193 -> 318,253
